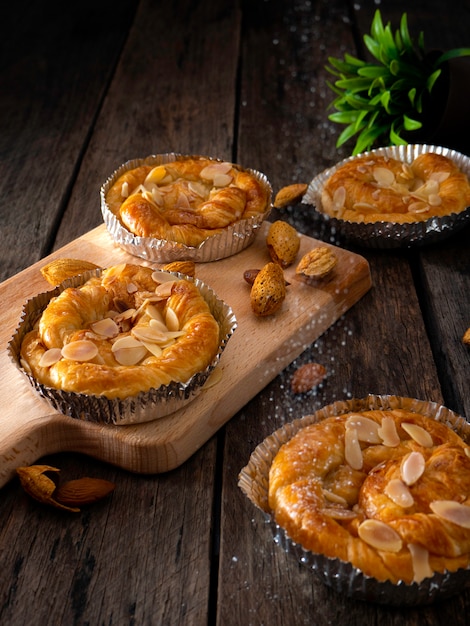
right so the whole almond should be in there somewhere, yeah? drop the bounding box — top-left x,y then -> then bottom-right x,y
291,362 -> 326,393
54,477 -> 115,507
266,220 -> 300,268
296,247 -> 337,282
250,262 -> 286,317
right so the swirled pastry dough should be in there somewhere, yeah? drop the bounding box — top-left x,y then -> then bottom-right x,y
105,157 -> 270,246
321,152 -> 470,223
269,409 -> 470,584
20,264 -> 221,399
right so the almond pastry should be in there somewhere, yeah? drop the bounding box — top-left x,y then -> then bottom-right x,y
105,156 -> 271,247
268,409 -> 470,584
20,263 -> 221,399
321,152 -> 470,224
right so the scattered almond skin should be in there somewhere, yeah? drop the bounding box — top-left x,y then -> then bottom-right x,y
291,362 -> 326,393
54,477 -> 115,507
266,220 -> 300,268
40,258 -> 101,285
273,183 -> 308,208
162,260 -> 196,278
463,328 -> 470,345
16,464 -> 115,513
250,262 -> 286,317
296,247 -> 337,282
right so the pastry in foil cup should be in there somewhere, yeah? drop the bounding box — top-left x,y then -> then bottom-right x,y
8,269 -> 237,425
302,145 -> 470,249
100,153 -> 272,263
238,395 -> 470,605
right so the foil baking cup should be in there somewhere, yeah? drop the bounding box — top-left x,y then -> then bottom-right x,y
8,268 -> 237,425
238,395 -> 470,605
302,145 -> 470,249
100,153 -> 272,262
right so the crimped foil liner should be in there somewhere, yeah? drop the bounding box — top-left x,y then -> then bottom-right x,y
8,268 -> 237,426
238,395 -> 470,605
302,145 -> 470,249
100,153 -> 272,262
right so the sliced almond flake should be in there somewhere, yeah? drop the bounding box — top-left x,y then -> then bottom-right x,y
321,508 -> 357,521
113,345 -> 148,366
115,308 -> 137,322
155,281 -> 175,298
372,166 -> 395,186
427,193 -> 442,207
203,366 -> 223,390
429,171 -> 450,183
149,318 -> 168,333
121,181 -> 129,198
132,327 -> 168,344
400,163 -> 414,180
346,415 -> 381,444
377,416 -> 401,447
408,201 -> 430,214
150,187 -> 164,206
175,192 -> 191,210
140,341 -> 163,358
39,348 -> 63,368
465,448 -> 470,458
200,162 -> 232,180
213,173 -> 233,187
408,543 -> 433,583
146,304 -> 165,324
144,165 -> 167,186
384,478 -> 414,508
401,422 -> 433,448
352,202 -> 377,213
188,181 -> 208,198
111,336 -> 144,352
126,282 -> 138,294
358,519 -> 402,552
430,500 -> 470,528
357,165 -> 368,174
344,426 -> 363,470
323,489 -> 348,506
400,451 -> 425,486
151,270 -> 177,284
61,340 -> 98,362
332,186 -> 346,212
90,318 -> 119,338
165,307 -> 179,332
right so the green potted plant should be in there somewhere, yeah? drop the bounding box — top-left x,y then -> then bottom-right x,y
326,10 -> 470,155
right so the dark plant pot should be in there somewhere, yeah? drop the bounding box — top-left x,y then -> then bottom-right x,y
411,56 -> 470,154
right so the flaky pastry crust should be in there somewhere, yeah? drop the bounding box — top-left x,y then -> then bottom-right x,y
321,152 -> 470,224
105,157 -> 270,247
20,264 -> 221,399
269,409 -> 470,584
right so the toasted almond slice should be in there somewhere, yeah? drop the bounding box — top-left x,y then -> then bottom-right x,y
188,181 -> 208,198
146,304 -> 165,324
39,348 -> 63,368
200,162 -> 232,180
358,519 -> 402,552
213,173 -> 233,187
352,202 -> 377,213
115,308 -> 136,321
430,500 -> 470,528
132,327 -> 168,344
141,341 -> 163,358
155,281 -> 175,298
127,282 -> 138,294
111,336 -> 144,351
427,193 -> 442,206
408,201 -> 429,214
149,318 -> 168,332
61,340 -> 98,362
408,543 -> 433,583
400,451 -> 425,486
90,318 -> 119,338
112,337 -> 148,365
121,181 -> 129,198
373,166 -> 395,186
332,186 -> 346,212
144,165 -> 167,186
321,508 -> 357,521
429,171 -> 450,183
346,415 -> 381,444
344,426 -> 363,470
401,422 -> 433,448
323,489 -> 348,506
384,478 -> 414,508
165,307 -> 179,331
151,270 -> 177,283
378,416 -> 401,447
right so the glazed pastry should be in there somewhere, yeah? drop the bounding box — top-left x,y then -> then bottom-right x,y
269,409 -> 470,584
105,157 -> 271,246
20,263 -> 221,399
321,152 -> 470,224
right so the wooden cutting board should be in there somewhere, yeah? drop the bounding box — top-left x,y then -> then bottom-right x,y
0,223 -> 371,487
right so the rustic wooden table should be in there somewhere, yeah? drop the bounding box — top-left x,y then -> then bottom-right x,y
1,0 -> 469,624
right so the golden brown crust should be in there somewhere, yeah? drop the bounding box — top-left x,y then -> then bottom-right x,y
321,152 -> 470,224
105,157 -> 270,247
268,409 -> 470,584
20,264 -> 221,399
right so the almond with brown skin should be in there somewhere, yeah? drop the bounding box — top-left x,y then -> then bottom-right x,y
463,328 -> 470,345
296,247 -> 337,282
16,465 -> 80,512
250,262 -> 286,317
273,183 -> 308,208
54,477 -> 115,507
290,362 -> 326,393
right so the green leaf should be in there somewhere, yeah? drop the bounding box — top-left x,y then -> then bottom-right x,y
364,34 -> 382,62
353,124 -> 388,154
357,65 -> 390,78
403,115 -> 422,131
436,47 -> 470,64
328,111 -> 361,124
389,125 -> 408,146
399,13 -> 414,54
407,87 -> 417,107
380,90 -> 392,113
335,77 -> 373,92
427,68 -> 442,92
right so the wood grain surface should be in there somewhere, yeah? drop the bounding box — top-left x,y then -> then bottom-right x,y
0,222 -> 371,486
